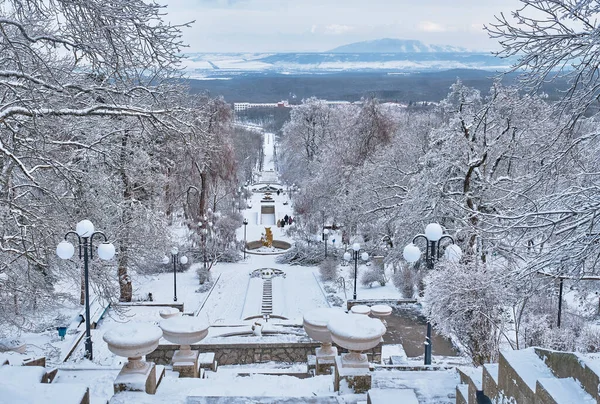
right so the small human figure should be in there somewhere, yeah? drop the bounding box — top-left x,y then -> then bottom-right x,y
288,216 -> 293,225
277,189 -> 281,196
284,214 -> 289,225
252,321 -> 263,337
281,219 -> 285,228
277,219 -> 281,228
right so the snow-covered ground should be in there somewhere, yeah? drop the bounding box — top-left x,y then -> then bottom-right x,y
1,127 -> 465,404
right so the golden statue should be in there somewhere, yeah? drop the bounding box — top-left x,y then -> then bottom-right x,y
262,227 -> 273,247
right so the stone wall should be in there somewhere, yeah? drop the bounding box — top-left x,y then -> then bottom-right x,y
346,299 -> 417,311
146,341 -> 382,366
534,347 -> 600,400
497,352 -> 535,404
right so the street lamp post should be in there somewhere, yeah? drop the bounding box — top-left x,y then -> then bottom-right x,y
403,223 -> 462,366
57,220 -> 116,360
243,218 -> 248,260
162,247 -> 188,302
323,228 -> 330,258
343,242 -> 369,300
202,227 -> 208,270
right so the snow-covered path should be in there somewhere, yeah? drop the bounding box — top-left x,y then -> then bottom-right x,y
200,130 -> 328,323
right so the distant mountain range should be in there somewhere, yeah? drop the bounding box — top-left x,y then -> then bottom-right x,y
183,38 -> 515,78
328,38 -> 469,53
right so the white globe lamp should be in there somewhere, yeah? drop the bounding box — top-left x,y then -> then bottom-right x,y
444,244 -> 462,263
97,243 -> 116,260
56,241 -> 75,260
403,243 -> 421,263
424,223 -> 443,241
76,220 -> 95,237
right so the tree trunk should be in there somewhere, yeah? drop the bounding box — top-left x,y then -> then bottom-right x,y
118,131 -> 133,302
199,171 -> 207,218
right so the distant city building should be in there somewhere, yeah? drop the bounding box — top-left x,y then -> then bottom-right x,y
233,102 -> 251,112
233,100 -> 292,112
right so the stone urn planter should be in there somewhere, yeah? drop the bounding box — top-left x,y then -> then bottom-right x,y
103,323 -> 162,374
159,316 -> 210,377
303,308 -> 345,360
370,304 -> 392,326
103,323 -> 162,394
327,314 -> 386,368
159,307 -> 181,319
350,305 -> 371,316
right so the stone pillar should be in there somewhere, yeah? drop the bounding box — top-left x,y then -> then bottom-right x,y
315,345 -> 337,375
333,356 -> 372,394
114,360 -> 157,395
172,345 -> 200,378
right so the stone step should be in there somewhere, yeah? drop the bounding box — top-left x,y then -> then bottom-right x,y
482,364 -> 499,401
0,383 -> 89,404
367,388 -> 418,404
155,365 -> 165,389
535,347 -> 600,401
498,348 -> 555,403
457,366 -> 482,404
188,397 -> 342,403
456,384 -> 468,404
536,377 -> 595,404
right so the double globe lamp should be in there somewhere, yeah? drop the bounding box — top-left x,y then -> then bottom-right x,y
343,243 -> 369,300
402,222 -> 462,365
56,219 -> 116,360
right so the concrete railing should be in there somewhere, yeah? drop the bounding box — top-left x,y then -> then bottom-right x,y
146,340 -> 382,366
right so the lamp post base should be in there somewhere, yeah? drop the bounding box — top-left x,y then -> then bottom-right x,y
424,322 -> 432,365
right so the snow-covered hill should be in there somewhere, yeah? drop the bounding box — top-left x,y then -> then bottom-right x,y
183,51 -> 515,78
328,38 -> 469,53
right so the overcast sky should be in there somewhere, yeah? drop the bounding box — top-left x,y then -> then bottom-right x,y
163,0 -> 522,53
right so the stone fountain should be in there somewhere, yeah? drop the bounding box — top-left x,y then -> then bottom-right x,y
303,308 -> 345,375
159,316 -> 209,378
103,323 -> 163,394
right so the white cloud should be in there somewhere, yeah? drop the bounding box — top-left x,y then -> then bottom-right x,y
470,22 -> 485,32
324,24 -> 354,35
418,21 -> 447,33
311,25 -> 317,34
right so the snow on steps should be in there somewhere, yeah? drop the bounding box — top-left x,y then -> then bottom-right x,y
456,366 -> 482,404
0,382 -> 89,404
456,347 -> 600,404
500,348 -> 555,395
455,384 -> 468,404
367,388 -> 418,404
186,398 -> 343,403
535,347 -> 600,401
536,377 -> 595,404
482,363 -> 499,401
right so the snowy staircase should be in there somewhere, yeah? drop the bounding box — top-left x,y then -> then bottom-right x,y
261,278 -> 273,315
456,347 -> 599,404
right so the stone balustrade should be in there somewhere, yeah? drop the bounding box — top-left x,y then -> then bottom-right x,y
146,341 -> 382,366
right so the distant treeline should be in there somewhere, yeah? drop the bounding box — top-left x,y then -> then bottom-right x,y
184,70 -> 568,104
